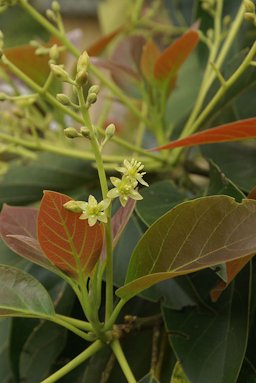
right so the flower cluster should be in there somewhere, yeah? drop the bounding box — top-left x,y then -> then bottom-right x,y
64,196 -> 110,227
107,159 -> 148,207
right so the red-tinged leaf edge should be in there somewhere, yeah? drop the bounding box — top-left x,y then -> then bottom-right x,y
153,29 -> 199,81
87,27 -> 123,56
37,191 -> 104,279
151,117 -> 256,151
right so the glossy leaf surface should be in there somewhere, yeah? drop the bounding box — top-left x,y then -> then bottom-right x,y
154,30 -> 199,80
0,204 -> 55,272
0,265 -> 55,317
38,191 -> 104,277
163,264 -> 251,383
117,196 -> 256,298
152,118 -> 256,151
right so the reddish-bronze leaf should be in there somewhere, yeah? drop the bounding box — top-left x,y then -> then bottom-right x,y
153,30 -> 199,80
0,204 -> 54,271
37,191 -> 104,278
151,118 -> 256,151
140,39 -> 161,81
87,27 -> 122,56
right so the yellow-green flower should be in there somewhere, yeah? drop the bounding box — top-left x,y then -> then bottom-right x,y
116,159 -> 149,187
107,176 -> 143,207
79,195 -> 110,226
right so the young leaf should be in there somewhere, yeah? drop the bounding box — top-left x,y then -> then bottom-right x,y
112,198 -> 136,248
151,118 -> 256,151
153,30 -> 199,81
0,204 -> 56,272
117,195 -> 256,298
140,39 -> 161,82
37,191 -> 104,278
0,265 -> 55,317
87,27 -> 122,56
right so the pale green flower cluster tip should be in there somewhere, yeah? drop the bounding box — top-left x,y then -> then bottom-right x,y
107,159 -> 149,207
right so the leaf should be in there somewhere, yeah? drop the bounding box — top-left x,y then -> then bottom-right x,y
0,318 -> 13,383
112,198 -> 136,248
136,180 -> 187,226
0,265 -> 55,317
140,39 -> 161,82
207,161 -> 245,201
0,152 -> 96,207
0,204 -> 56,272
201,142 -> 256,192
163,263 -> 251,383
87,27 -> 122,56
170,362 -> 190,383
154,30 -> 199,80
38,191 -> 104,278
117,195 -> 256,298
152,118 -> 256,151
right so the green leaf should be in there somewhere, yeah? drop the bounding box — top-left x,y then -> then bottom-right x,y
117,195 -> 256,298
19,321 -> 67,383
201,142 -> 256,192
170,362 -> 190,383
163,264 -> 252,383
0,318 -> 13,383
207,161 -> 245,201
136,180 -> 187,226
0,153 -> 96,207
0,265 -> 55,317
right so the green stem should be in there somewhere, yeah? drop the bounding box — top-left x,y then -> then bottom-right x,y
111,340 -> 137,383
41,340 -> 104,383
77,87 -> 114,321
104,298 -> 128,331
55,314 -> 93,331
48,315 -> 94,341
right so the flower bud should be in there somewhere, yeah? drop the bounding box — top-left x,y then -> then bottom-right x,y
63,200 -> 84,213
46,9 -> 56,22
0,92 -> 7,101
244,11 -> 256,22
105,123 -> 116,139
77,51 -> 89,73
64,127 -> 81,138
49,44 -> 59,61
56,93 -> 71,105
80,126 -> 91,138
244,0 -> 255,13
75,70 -> 88,87
87,92 -> 97,105
51,0 -> 60,12
88,85 -> 100,95
50,64 -> 71,82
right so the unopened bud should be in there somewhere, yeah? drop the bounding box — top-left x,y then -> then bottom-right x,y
244,0 -> 255,13
88,85 -> 100,95
51,0 -> 60,12
75,69 -> 88,87
77,51 -> 89,73
0,92 -> 7,101
64,127 -> 81,138
223,15 -> 231,26
105,123 -> 116,138
63,200 -> 83,213
46,9 -> 56,22
50,64 -> 71,82
49,44 -> 59,61
87,92 -> 97,105
80,126 -> 91,138
30,40 -> 40,48
35,47 -> 49,56
56,93 -> 71,105
244,11 -> 256,22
